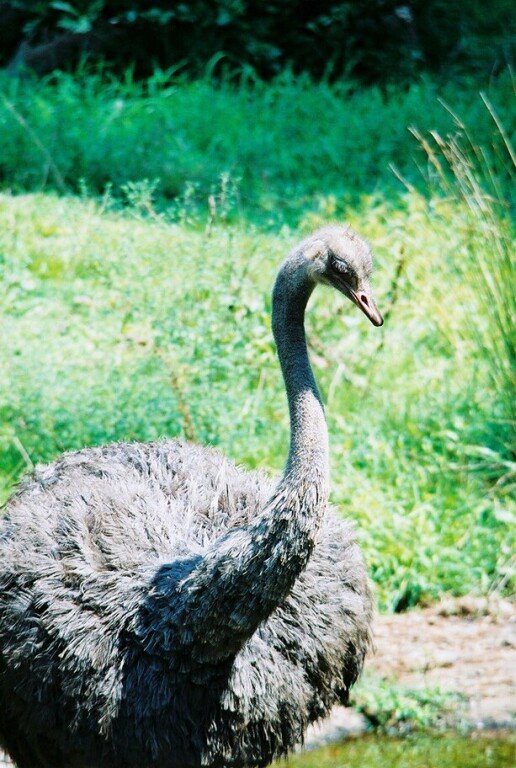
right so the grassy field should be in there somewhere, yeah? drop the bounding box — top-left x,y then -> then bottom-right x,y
0,70 -> 513,223
0,71 -> 514,610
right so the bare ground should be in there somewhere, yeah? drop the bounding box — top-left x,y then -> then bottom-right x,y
306,596 -> 515,747
371,596 -> 515,728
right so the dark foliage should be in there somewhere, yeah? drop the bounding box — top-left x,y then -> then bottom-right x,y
0,1 -> 514,82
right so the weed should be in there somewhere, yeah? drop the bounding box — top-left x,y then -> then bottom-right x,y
351,675 -> 466,731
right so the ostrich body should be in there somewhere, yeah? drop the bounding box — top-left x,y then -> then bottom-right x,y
0,226 -> 383,768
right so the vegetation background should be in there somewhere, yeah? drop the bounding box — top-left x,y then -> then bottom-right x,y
0,1 -> 514,620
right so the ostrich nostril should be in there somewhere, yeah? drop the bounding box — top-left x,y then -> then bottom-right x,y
360,294 -> 369,306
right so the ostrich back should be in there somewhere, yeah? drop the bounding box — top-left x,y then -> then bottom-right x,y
0,440 -> 371,768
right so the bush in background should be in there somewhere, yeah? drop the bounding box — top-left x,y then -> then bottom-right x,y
0,1 -> 513,82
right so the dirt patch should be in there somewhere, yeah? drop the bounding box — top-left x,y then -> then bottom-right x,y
371,596 -> 515,728
304,596 -> 515,748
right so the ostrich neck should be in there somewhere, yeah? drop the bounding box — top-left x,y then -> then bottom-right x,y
146,257 -> 330,665
272,262 -> 329,484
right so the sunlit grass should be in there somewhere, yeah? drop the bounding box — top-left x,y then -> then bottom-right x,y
278,733 -> 516,768
1,69 -> 513,607
0,184 -> 513,608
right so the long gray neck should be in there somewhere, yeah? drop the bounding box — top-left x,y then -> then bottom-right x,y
147,252 -> 330,665
272,258 -> 329,484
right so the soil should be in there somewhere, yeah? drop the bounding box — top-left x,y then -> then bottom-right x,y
305,596 -> 515,748
1,597 -> 514,764
371,595 -> 515,728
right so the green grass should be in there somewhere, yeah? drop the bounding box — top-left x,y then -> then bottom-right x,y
351,675 -> 466,731
0,68 -> 514,608
0,69 -> 513,225
279,733 -> 516,768
0,181 -> 513,608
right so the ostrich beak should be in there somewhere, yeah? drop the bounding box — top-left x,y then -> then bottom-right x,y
333,275 -> 384,326
350,282 -> 383,327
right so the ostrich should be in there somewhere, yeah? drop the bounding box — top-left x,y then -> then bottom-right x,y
0,225 -> 383,768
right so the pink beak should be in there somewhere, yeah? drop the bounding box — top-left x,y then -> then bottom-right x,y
350,282 -> 383,327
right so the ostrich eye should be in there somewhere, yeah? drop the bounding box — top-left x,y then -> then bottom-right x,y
330,254 -> 352,278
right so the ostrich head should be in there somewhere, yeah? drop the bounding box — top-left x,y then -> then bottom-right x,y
301,225 -> 383,327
